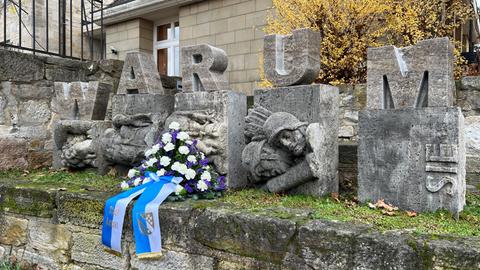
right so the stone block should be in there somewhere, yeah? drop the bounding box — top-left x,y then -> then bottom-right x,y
165,90 -> 247,188
263,28 -> 321,86
465,116 -> 480,174
27,218 -> 72,263
251,84 -> 339,196
358,107 -> 466,215
0,137 -> 29,170
193,208 -> 296,264
18,100 -> 51,125
56,192 -> 108,228
0,185 -> 56,217
181,44 -> 230,92
111,94 -> 174,117
71,232 -> 129,269
367,37 -> 455,109
0,50 -> 44,81
53,81 -> 112,121
129,250 -> 214,270
0,215 -> 28,246
117,52 -> 165,95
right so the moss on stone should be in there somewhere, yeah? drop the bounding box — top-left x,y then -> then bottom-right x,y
0,186 -> 55,217
0,169 -> 120,194
220,189 -> 480,237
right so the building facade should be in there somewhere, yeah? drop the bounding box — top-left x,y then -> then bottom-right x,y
103,0 -> 273,95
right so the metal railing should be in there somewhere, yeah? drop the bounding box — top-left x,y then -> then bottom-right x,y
1,0 -> 105,61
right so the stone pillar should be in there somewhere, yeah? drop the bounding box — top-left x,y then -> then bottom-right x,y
358,38 -> 466,215
166,44 -> 247,188
242,28 -> 339,196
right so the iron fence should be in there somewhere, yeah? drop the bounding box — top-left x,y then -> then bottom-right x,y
1,0 -> 105,60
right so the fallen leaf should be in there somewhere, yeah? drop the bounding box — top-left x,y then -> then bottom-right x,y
381,210 -> 396,216
368,202 -> 376,209
331,192 -> 340,203
406,211 -> 417,217
375,199 -> 398,212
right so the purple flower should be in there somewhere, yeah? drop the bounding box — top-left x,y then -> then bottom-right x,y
215,176 -> 226,191
165,170 -> 175,176
196,168 -> 204,174
199,158 -> 209,167
184,184 -> 193,193
172,131 -> 178,143
186,161 -> 194,168
204,180 -> 212,187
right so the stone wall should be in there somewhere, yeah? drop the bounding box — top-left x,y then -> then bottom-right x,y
179,0 -> 273,95
0,49 -> 123,170
0,185 -> 478,270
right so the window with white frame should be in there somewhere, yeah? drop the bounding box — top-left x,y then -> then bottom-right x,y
154,21 -> 180,76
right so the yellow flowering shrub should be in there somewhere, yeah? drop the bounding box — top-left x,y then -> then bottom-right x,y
264,0 -> 473,85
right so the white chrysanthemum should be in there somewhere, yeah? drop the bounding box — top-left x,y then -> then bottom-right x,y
171,162 -> 181,171
156,168 -> 165,176
162,133 -> 172,144
185,140 -> 193,145
127,169 -> 138,179
187,155 -> 197,163
120,181 -> 129,190
151,144 -> 160,154
160,156 -> 171,167
178,146 -> 190,155
197,180 -> 208,192
164,142 -> 175,152
185,168 -> 196,180
177,132 -> 190,141
145,157 -> 158,167
133,178 -> 142,186
177,164 -> 188,175
145,149 -> 153,157
175,185 -> 185,195
169,122 -> 180,130
200,152 -> 206,159
201,171 -> 211,181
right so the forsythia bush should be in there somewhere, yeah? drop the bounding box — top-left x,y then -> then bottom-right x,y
264,0 -> 473,85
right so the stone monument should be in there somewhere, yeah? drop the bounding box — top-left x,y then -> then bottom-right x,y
98,52 -> 175,174
165,44 -> 247,188
52,81 -> 112,169
358,37 -> 466,216
242,28 -> 340,196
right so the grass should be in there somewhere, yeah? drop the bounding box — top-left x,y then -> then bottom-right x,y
0,169 -> 479,237
221,189 -> 480,237
0,168 -> 120,193
0,260 -> 21,270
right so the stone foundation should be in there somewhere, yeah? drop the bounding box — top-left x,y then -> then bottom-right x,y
0,184 -> 479,270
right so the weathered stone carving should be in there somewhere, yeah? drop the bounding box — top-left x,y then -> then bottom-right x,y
117,52 -> 165,95
263,28 -> 321,87
52,82 -> 113,169
165,90 -> 247,187
358,38 -> 466,215
366,37 -> 455,109
98,94 -> 174,174
181,44 -> 229,92
243,85 -> 339,196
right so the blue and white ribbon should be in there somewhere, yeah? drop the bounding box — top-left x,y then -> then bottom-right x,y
102,172 -> 182,258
